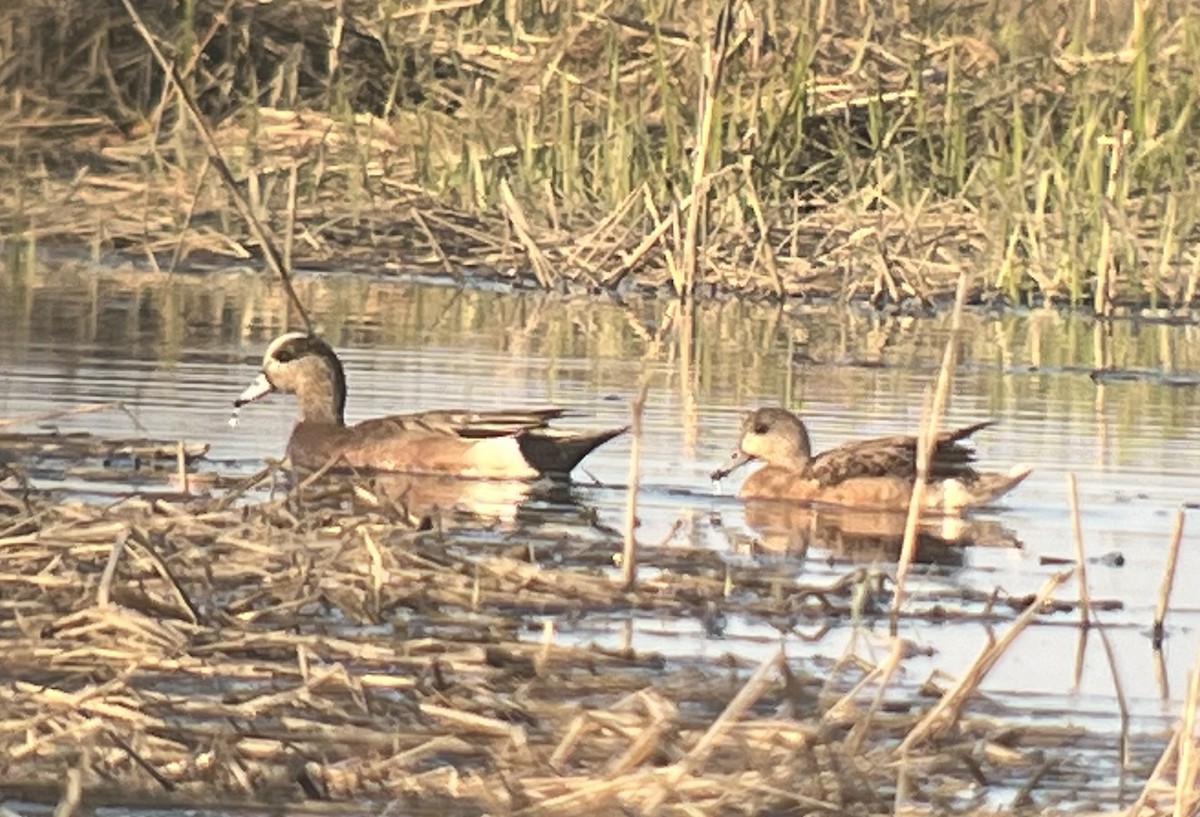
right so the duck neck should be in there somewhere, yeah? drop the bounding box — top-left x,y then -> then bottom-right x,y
778,451 -> 813,472
782,423 -> 815,472
295,377 -> 346,426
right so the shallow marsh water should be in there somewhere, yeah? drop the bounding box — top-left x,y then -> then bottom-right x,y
3,259 -> 1200,804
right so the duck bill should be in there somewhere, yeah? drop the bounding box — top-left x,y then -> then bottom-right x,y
710,450 -> 756,481
234,372 -> 274,407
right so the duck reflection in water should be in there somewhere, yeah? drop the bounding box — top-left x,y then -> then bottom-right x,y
734,501 -> 1021,566
344,470 -> 586,528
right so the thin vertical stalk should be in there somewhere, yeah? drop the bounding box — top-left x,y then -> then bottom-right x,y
891,273 -> 967,618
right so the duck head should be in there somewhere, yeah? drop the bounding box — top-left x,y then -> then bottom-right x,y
234,332 -> 348,425
711,406 -> 814,480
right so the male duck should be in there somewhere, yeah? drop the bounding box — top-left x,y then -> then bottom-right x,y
711,407 -> 1031,514
234,332 -> 626,478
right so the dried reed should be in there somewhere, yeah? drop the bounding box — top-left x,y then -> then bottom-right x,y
1153,508 -> 1187,649
5,1 -> 1200,306
892,272 -> 968,615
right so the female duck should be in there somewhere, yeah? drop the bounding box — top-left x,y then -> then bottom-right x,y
712,407 -> 1030,514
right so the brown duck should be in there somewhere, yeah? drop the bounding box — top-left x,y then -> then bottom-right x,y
711,407 -> 1031,514
234,332 -> 626,478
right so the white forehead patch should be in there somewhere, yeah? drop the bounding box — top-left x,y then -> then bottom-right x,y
264,331 -> 311,364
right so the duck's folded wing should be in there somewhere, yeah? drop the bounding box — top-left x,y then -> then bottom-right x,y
342,408 -> 621,478
808,420 -> 995,486
358,407 -> 569,439
809,437 -> 918,485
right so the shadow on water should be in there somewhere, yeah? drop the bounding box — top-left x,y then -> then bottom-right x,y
3,258 -> 1200,809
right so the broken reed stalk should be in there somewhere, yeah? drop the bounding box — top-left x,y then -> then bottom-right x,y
96,531 -> 129,608
167,156 -> 211,274
175,439 -> 189,495
676,0 -> 734,297
283,164 -> 298,273
0,402 -> 120,429
1067,473 -> 1092,627
843,637 -> 907,756
1177,659 -> 1200,814
1094,110 -> 1126,320
621,384 -> 646,590
1009,757 -> 1056,811
1129,730 -> 1183,817
1128,639 -> 1200,817
1153,507 -> 1186,649
601,186 -> 688,289
410,205 -> 458,278
500,178 -> 554,288
55,758 -> 84,817
116,0 -> 313,333
644,650 -> 782,811
896,569 -> 1072,754
125,527 -> 201,624
892,272 -> 969,618
1088,607 -> 1131,766
621,303 -> 684,588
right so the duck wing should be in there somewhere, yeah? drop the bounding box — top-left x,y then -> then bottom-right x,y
355,407 -> 569,440
342,408 -> 624,478
808,420 -> 996,487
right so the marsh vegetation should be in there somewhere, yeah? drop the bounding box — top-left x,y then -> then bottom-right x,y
3,0 -> 1200,307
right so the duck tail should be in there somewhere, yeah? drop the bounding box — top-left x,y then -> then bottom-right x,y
939,419 -> 998,444
930,420 -> 999,478
518,426 -> 628,478
938,463 -> 1034,513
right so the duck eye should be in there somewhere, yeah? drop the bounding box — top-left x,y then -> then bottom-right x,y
275,348 -> 296,363
753,423 -> 769,435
